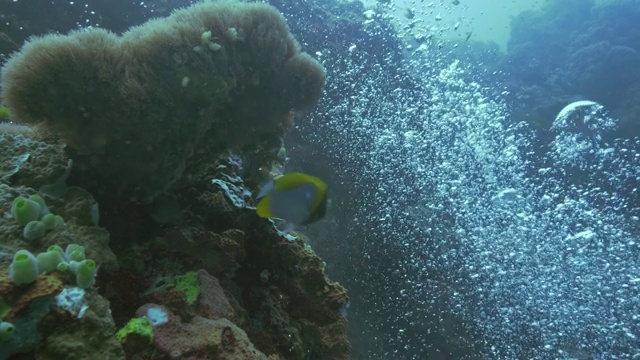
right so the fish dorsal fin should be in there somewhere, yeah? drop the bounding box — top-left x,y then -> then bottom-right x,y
275,172 -> 326,193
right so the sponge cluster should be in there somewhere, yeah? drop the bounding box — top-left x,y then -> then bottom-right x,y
11,194 -> 65,241
0,1 -> 326,203
8,243 -> 98,288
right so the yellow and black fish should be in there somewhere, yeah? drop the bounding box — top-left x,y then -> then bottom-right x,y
256,172 -> 327,231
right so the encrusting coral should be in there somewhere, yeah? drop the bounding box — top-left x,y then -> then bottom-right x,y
0,0 -> 325,204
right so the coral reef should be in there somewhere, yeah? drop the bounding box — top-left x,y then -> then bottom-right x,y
0,175 -> 118,276
107,157 -> 351,359
0,2 -> 349,359
0,133 -> 123,359
36,289 -> 124,359
143,314 -> 266,359
504,0 -> 640,138
0,134 -> 69,189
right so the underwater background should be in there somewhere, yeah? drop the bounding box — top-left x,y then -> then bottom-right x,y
1,0 -> 640,359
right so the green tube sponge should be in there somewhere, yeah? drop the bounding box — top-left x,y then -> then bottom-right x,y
67,249 -> 85,262
28,194 -> 50,218
47,244 -> 64,256
9,250 -> 39,285
64,243 -> 85,261
54,215 -> 65,227
41,213 -> 57,230
23,220 -> 46,241
36,249 -> 64,273
0,321 -> 15,341
56,261 -> 69,272
73,259 -> 97,289
0,106 -> 11,120
11,197 -> 41,226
